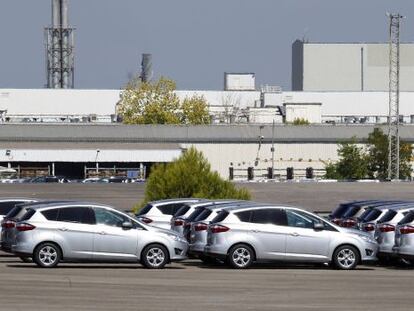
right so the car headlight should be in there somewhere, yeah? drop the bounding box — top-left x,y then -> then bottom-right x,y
358,234 -> 377,244
167,234 -> 187,243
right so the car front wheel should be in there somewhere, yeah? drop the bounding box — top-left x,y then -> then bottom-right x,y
141,244 -> 169,269
33,243 -> 61,268
332,245 -> 359,270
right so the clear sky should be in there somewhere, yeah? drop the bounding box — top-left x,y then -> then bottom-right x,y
1,0 -> 414,90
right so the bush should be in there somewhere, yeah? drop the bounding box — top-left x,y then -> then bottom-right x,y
137,147 -> 251,210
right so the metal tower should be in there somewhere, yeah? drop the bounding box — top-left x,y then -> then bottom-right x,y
45,0 -> 75,88
387,13 -> 403,180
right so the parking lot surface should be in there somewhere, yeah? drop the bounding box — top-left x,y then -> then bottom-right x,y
0,253 -> 412,311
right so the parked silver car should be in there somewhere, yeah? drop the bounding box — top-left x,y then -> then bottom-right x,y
189,202 -> 258,260
204,205 -> 378,269
393,211 -> 414,262
135,198 -> 201,229
0,198 -> 38,235
10,202 -> 188,268
374,205 -> 414,261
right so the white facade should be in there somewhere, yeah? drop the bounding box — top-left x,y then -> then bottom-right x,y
284,103 -> 321,123
224,73 -> 256,91
292,41 -> 414,92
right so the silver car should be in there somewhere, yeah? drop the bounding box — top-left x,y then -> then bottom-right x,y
135,198 -> 201,229
393,211 -> 414,262
10,202 -> 188,268
189,202 -> 259,261
374,205 -> 414,261
171,200 -> 240,235
359,204 -> 410,237
204,205 -> 378,269
0,198 -> 38,229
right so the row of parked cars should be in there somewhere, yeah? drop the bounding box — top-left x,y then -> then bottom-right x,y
0,176 -> 145,184
1,197 -> 411,270
328,200 -> 414,264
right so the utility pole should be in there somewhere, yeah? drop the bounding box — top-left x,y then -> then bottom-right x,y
387,13 -> 404,180
271,120 -> 275,179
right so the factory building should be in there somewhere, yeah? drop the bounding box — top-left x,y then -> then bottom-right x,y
1,123 -> 414,180
292,40 -> 414,91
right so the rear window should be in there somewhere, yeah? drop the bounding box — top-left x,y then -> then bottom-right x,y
342,206 -> 361,218
211,210 -> 229,223
5,206 -> 24,219
195,209 -> 212,222
398,212 -> 414,225
174,205 -> 191,217
136,204 -> 153,216
0,201 -> 27,215
357,208 -> 373,221
158,203 -> 186,215
362,209 -> 382,222
377,210 -> 397,224
186,207 -> 206,222
330,204 -> 351,218
20,209 -> 36,221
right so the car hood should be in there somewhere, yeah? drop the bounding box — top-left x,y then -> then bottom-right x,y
340,227 -> 371,238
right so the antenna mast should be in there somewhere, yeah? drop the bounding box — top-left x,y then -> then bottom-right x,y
387,13 -> 403,180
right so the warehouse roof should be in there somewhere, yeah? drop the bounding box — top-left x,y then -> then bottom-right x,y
1,123 -> 414,144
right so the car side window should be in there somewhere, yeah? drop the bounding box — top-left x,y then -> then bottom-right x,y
286,210 -> 314,229
55,207 -> 95,224
95,208 -> 130,227
236,209 -> 287,226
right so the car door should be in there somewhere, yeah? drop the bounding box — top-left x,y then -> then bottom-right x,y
235,209 -> 287,260
284,210 -> 332,261
92,208 -> 139,261
45,206 -> 95,259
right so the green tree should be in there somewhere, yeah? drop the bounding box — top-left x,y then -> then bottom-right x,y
366,127 -> 412,180
181,95 -> 210,125
118,77 -> 210,125
324,140 -> 368,180
140,147 -> 250,208
292,118 -> 310,125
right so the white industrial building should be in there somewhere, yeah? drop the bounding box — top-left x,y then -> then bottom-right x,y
1,123 -> 414,180
292,40 -> 414,92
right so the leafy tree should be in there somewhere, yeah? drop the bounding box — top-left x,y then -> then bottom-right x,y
292,118 -> 310,125
118,77 -> 210,125
140,147 -> 250,208
181,95 -> 210,125
366,128 -> 412,180
324,140 -> 368,180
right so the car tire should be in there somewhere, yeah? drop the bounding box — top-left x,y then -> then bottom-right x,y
228,244 -> 254,269
33,242 -> 61,268
19,256 -> 32,263
332,245 -> 360,270
141,244 -> 169,269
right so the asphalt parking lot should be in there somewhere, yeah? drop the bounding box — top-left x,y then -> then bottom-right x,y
0,253 -> 412,311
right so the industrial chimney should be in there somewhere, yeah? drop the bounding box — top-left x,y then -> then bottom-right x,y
140,54 -> 153,82
45,0 -> 75,88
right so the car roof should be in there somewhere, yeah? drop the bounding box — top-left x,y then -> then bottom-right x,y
0,197 -> 38,202
224,204 -> 298,213
25,201 -> 114,211
150,198 -> 202,205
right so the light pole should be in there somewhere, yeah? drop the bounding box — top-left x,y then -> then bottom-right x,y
271,119 -> 275,179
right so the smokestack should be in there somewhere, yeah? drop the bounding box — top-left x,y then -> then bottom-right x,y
140,54 -> 153,82
61,0 -> 68,28
52,0 -> 60,27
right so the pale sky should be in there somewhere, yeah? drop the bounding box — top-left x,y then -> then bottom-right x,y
1,0 -> 414,90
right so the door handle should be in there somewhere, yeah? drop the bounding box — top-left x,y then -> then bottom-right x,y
99,231 -> 106,235
59,228 -> 68,231
290,232 -> 299,237
250,230 -> 260,233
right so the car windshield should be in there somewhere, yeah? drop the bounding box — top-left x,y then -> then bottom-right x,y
377,210 -> 397,224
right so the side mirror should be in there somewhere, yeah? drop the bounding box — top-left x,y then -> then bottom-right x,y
313,223 -> 324,231
121,221 -> 133,230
